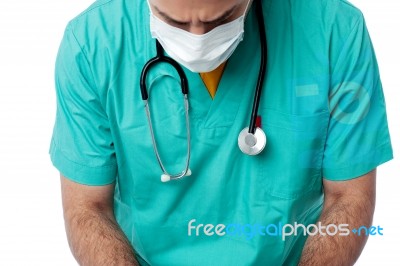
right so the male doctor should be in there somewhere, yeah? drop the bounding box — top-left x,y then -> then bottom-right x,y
50,0 -> 393,265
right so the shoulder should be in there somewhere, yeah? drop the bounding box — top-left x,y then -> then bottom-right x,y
56,0 -> 150,98
64,0 -> 147,45
329,0 -> 364,29
270,0 -> 364,31
69,0 -> 131,27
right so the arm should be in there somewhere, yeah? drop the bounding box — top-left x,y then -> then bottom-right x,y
299,169 -> 376,266
61,175 -> 139,266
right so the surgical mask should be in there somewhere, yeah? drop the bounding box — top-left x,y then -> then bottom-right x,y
148,0 -> 251,73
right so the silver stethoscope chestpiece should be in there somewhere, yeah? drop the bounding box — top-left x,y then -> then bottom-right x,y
238,127 -> 267,155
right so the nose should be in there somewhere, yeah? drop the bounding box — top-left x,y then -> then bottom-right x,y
186,24 -> 215,35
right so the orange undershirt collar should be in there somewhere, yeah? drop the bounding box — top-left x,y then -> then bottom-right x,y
199,62 -> 227,99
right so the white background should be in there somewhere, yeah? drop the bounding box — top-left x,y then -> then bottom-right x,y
0,0 -> 398,265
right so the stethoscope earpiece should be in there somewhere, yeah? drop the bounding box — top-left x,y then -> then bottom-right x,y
160,169 -> 192,183
161,174 -> 171,183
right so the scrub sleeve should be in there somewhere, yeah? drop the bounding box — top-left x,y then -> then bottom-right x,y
50,25 -> 117,186
322,14 -> 393,180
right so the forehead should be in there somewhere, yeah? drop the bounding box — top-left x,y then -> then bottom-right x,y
150,0 -> 243,13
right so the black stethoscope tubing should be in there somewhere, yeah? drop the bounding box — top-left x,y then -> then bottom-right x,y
249,0 -> 267,134
140,40 -> 189,100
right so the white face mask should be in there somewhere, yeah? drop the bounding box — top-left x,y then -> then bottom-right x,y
148,0 -> 251,73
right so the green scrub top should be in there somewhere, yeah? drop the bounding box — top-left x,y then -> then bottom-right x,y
50,0 -> 393,265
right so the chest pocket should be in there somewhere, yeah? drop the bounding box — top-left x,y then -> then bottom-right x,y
257,109 -> 330,199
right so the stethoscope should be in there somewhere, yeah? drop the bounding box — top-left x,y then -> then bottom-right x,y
140,0 -> 267,182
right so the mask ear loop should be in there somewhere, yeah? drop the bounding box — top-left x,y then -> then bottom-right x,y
146,0 -> 153,14
242,0 -> 253,19
237,0 -> 253,29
